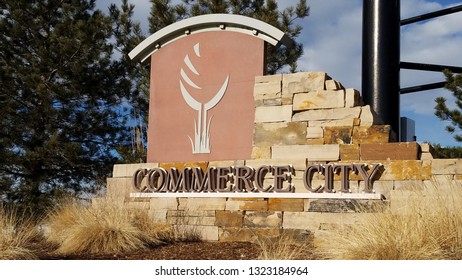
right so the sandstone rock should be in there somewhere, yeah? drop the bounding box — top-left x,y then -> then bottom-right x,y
293,90 -> 345,111
148,210 -> 168,223
271,144 -> 340,161
113,163 -> 160,178
293,107 -> 361,122
251,146 -> 271,159
268,198 -> 304,212
340,144 -> 360,161
225,198 -> 268,211
218,227 -> 282,242
245,158 -> 306,171
431,159 -> 462,175
352,125 -> 391,144
282,72 -> 328,104
360,142 -> 420,160
255,105 -> 292,123
325,79 -> 344,90
149,197 -> 178,210
254,122 -> 307,146
306,126 -> 324,139
359,105 -> 384,126
215,211 -> 244,227
244,211 -> 282,228
106,177 -> 133,198
159,162 -> 209,172
345,88 -> 362,107
178,197 -> 226,211
309,119 -> 355,127
323,126 -> 353,144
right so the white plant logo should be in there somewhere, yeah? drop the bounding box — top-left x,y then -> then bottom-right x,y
179,43 -> 230,154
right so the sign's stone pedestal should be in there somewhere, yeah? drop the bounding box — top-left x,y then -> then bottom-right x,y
101,72 -> 462,242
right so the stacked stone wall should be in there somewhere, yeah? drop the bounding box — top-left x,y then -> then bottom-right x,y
99,72 -> 462,242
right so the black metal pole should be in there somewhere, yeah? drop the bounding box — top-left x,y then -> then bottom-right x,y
362,0 -> 401,135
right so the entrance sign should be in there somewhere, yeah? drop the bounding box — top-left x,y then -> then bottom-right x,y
129,14 -> 292,162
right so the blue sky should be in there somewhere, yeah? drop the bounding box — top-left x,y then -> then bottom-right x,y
98,0 -> 462,147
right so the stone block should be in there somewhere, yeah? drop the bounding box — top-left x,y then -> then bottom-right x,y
352,125 -> 391,144
360,142 -> 420,160
244,211 -> 282,228
208,160 -> 245,167
174,225 -> 218,241
113,163 -> 160,178
268,198 -> 304,212
254,122 -> 307,146
251,146 -> 271,159
309,119 -> 355,127
393,180 -> 425,190
293,90 -> 345,111
306,126 -> 323,139
292,107 -> 361,122
167,210 -> 216,217
305,199 -> 387,213
254,79 -> 281,99
245,158 -> 306,171
149,197 -> 178,210
323,126 -> 353,144
255,74 -> 282,84
359,105 -> 384,126
255,105 -> 292,123
159,162 -> 208,172
106,177 -> 133,198
271,144 -> 340,161
383,160 -> 432,180
368,180 -> 394,198
218,227 -> 282,242
215,211 -> 244,227
283,212 -> 371,231
431,159 -> 462,175
178,197 -> 226,211
305,138 -> 325,145
282,72 -> 328,103
167,215 -> 216,226
225,198 -> 268,211
325,79 -> 344,90
345,88 -> 361,107
340,144 -> 360,161
148,210 -> 168,224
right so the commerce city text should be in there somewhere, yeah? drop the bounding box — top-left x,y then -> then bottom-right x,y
133,163 -> 383,194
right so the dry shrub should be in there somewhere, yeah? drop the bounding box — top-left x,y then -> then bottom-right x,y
317,178 -> 462,260
256,231 -> 313,260
46,197 -> 167,255
0,207 -> 42,259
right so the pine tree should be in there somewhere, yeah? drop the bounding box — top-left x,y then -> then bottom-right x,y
0,0 -> 137,213
435,70 -> 462,142
148,0 -> 309,74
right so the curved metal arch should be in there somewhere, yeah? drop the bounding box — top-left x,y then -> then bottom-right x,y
129,14 -> 293,62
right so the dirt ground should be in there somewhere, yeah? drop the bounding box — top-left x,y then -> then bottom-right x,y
39,241 -> 262,260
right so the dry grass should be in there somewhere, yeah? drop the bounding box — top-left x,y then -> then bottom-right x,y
46,197 -> 168,255
317,179 -> 462,260
0,207 -> 42,259
256,231 -> 313,260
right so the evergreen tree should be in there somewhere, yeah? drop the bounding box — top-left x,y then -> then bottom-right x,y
0,0 -> 137,213
148,0 -> 309,74
435,70 -> 462,142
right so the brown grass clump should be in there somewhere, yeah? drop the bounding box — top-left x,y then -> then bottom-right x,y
46,197 -> 167,255
317,179 -> 462,260
256,231 -> 313,260
0,207 -> 42,260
